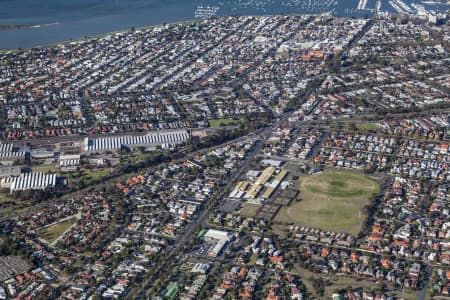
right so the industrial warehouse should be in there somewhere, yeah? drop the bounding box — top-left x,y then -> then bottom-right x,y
6,173 -> 56,194
0,143 -> 26,165
83,130 -> 190,152
0,130 -> 192,195
229,165 -> 288,203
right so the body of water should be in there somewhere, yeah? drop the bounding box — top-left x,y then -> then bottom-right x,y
0,0 -> 446,49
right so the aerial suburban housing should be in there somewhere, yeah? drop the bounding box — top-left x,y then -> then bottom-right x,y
0,3 -> 449,299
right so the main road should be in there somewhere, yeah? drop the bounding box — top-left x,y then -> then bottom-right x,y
130,125 -> 275,299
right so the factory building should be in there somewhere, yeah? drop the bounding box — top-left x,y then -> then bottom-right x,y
0,143 -> 26,165
205,229 -> 233,258
0,166 -> 21,179
58,154 -> 81,172
10,173 -> 56,194
83,130 -> 189,153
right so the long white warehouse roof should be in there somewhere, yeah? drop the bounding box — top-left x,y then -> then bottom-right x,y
84,130 -> 190,152
10,173 -> 56,193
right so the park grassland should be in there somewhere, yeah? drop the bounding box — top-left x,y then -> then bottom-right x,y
274,170 -> 380,235
356,122 -> 379,131
293,264 -> 381,299
38,217 -> 77,243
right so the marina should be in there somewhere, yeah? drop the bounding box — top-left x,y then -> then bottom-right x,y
281,0 -> 338,12
387,0 -> 448,15
194,5 -> 219,18
218,0 -> 339,13
376,0 -> 382,12
357,0 -> 369,10
422,1 -> 450,4
390,0 -> 414,13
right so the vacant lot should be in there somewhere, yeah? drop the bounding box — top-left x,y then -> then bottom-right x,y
274,170 -> 379,235
38,217 -> 76,243
283,162 -> 304,172
239,202 -> 260,218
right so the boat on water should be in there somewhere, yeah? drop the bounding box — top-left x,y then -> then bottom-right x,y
219,0 -> 337,13
422,0 -> 450,4
195,5 -> 219,18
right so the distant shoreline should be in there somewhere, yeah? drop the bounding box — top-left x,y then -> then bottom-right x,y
0,19 -> 199,53
0,22 -> 59,31
0,13 -> 323,53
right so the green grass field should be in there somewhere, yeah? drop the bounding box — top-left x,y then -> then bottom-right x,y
32,164 -> 58,174
293,264 -> 381,298
79,169 -> 111,184
0,206 -> 14,218
38,217 -> 76,243
135,152 -> 156,161
274,170 -> 379,235
0,190 -> 15,218
323,276 -> 381,298
208,118 -> 239,128
356,123 -> 379,131
0,190 -> 13,204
